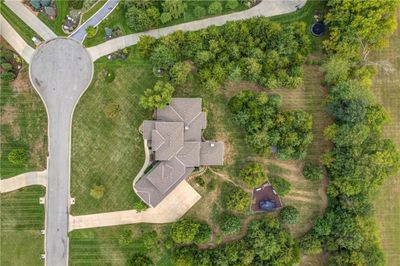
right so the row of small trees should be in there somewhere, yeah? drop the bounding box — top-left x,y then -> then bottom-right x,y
300,1 -> 400,265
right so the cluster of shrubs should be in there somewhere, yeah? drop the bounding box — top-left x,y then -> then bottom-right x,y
138,17 -> 311,91
300,1 -> 400,264
172,217 -> 299,265
229,90 -> 313,159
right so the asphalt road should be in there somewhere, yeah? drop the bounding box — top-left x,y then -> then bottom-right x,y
29,38 -> 93,266
70,0 -> 120,42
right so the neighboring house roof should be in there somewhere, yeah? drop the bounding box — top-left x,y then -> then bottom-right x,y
134,98 -> 224,207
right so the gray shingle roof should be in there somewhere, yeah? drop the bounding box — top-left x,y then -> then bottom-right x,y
135,98 -> 224,207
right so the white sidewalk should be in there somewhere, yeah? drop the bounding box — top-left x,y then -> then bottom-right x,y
0,14 -> 35,63
0,170 -> 47,193
4,0 -> 57,41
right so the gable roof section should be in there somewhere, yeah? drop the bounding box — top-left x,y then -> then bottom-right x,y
153,122 -> 184,161
176,142 -> 201,167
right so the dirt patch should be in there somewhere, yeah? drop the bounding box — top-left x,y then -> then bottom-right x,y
0,105 -> 20,137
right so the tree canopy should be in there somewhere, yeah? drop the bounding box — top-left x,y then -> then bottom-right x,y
139,81 -> 174,110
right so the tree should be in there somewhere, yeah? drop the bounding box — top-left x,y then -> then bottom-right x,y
8,148 -> 28,165
129,253 -> 153,266
226,0 -> 239,10
169,61 -> 191,85
150,44 -> 177,69
160,12 -> 172,24
323,55 -> 351,85
269,176 -> 291,196
90,185 -> 105,199
208,2 -> 222,15
299,233 -> 322,254
138,35 -> 157,58
193,6 -> 206,18
85,25 -> 97,38
279,206 -> 299,224
303,162 -> 324,181
140,81 -> 174,110
170,219 -> 200,244
125,7 -> 153,31
194,223 -> 212,244
219,213 -> 241,235
69,0 -> 84,9
239,162 -> 267,187
221,182 -> 250,213
162,0 -> 186,19
323,0 -> 399,59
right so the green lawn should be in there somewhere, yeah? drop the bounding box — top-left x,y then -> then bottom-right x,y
0,186 -> 45,266
70,47 -> 158,215
37,0 -> 69,36
83,1 -> 247,47
371,13 -> 400,266
82,0 -> 107,23
69,224 -> 173,265
0,4 -> 40,47
0,64 -> 48,179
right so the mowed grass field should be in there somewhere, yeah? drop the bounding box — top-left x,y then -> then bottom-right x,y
70,48 -> 156,215
0,186 -> 45,266
371,12 -> 400,266
69,223 -> 172,265
0,43 -> 48,179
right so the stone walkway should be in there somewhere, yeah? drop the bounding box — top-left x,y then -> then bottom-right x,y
0,171 -> 47,193
87,0 -> 306,61
0,14 -> 34,62
4,0 -> 57,41
69,180 -> 200,230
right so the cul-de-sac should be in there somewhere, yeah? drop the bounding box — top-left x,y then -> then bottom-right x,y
1,0 -> 400,265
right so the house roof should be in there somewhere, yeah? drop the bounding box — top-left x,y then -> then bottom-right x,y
135,98 -> 224,207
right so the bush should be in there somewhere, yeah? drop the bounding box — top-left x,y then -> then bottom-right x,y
105,69 -> 115,82
195,176 -> 205,187
221,182 -> 250,213
239,162 -> 267,188
139,81 -> 174,110
193,6 -> 206,18
300,233 -> 322,254
90,185 -> 106,199
226,0 -> 239,10
141,230 -> 158,250
69,0 -> 84,9
8,148 -> 28,165
194,223 -> 212,244
323,55 -> 351,85
219,213 -> 241,235
269,176 -> 291,196
303,162 -> 324,181
207,177 -> 216,191
118,229 -> 133,246
129,253 -> 153,266
170,218 -> 200,244
208,2 -> 222,15
85,25 -> 97,38
279,206 -> 299,224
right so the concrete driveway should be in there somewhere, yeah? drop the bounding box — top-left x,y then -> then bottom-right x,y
69,181 -> 200,230
29,38 -> 93,266
70,0 -> 120,42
